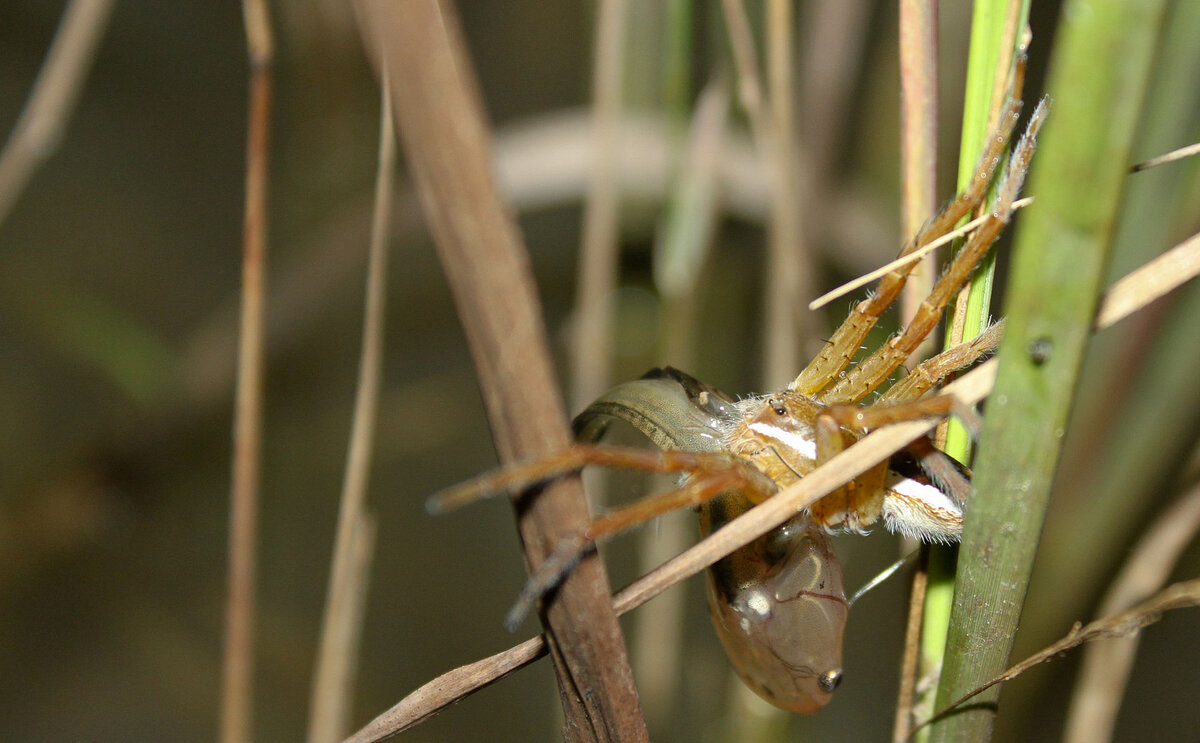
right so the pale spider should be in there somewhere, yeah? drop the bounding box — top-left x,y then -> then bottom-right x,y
431,75 -> 1047,713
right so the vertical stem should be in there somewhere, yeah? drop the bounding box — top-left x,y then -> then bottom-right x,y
763,0 -> 806,390
221,2 -> 273,743
930,0 -> 1169,739
307,74 -> 394,743
895,3 -> 939,740
0,0 -> 117,226
573,0 -> 626,409
355,2 -> 648,739
897,0 -> 939,329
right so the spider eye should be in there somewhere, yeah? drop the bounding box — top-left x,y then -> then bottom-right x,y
770,399 -> 787,416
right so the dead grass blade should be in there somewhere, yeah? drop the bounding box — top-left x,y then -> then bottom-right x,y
352,1 -> 647,739
916,577 -> 1200,734
307,71 -> 395,743
1062,477 -> 1200,743
221,2 -> 274,743
0,0 -> 116,225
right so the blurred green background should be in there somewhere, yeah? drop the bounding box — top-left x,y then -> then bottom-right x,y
1,2 -> 1198,742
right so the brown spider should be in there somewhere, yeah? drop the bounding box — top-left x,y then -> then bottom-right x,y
430,77 -> 1046,713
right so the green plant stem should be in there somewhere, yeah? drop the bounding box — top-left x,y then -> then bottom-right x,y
929,0 -> 1169,740
919,2 -> 1026,738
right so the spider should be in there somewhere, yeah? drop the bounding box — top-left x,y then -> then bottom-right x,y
430,77 -> 1047,713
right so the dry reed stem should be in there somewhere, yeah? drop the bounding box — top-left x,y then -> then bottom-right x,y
0,0 -> 116,226
352,1 -> 647,740
1130,140 -> 1200,172
892,4 -> 939,733
571,0 -> 626,408
763,0 -> 810,389
1093,230 -> 1200,330
809,199 -> 1034,311
221,2 -> 273,743
306,73 -> 395,743
916,577 -> 1200,734
342,231 -> 1200,741
894,552 -> 930,743
897,0 -> 939,338
1062,478 -> 1200,743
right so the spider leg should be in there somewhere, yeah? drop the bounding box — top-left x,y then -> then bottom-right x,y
790,58 -> 1028,398
823,394 -> 982,440
901,436 -> 972,508
807,409 -> 889,534
819,99 -> 1046,405
815,395 -> 978,541
504,461 -> 777,629
881,319 -> 1005,403
427,443 -> 742,514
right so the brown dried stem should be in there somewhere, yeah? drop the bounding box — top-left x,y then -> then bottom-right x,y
897,0 -> 939,334
221,2 -> 273,743
307,73 -> 395,743
351,1 -> 647,741
0,0 -> 116,226
1062,477 -> 1200,743
571,0 -> 626,408
895,6 -> 938,732
916,577 -> 1200,734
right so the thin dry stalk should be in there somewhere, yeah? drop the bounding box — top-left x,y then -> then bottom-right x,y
342,232 -> 1200,741
0,0 -> 116,226
1062,478 -> 1200,743
221,2 -> 273,743
572,0 -> 626,408
1130,140 -> 1200,172
897,0 -> 939,340
307,74 -> 396,743
894,555 -> 930,743
809,199 -> 1034,311
917,577 -> 1200,734
762,0 -> 810,389
721,0 -> 808,388
352,1 -> 647,740
890,6 -> 938,731
1093,230 -> 1200,330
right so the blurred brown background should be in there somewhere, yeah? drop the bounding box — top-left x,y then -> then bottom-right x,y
2,2 -> 1198,742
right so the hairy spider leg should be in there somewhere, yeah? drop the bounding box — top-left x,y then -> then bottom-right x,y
789,90 -> 1024,398
801,392 -> 970,539
504,456 -> 778,629
428,442 -> 780,628
880,319 -> 1005,403
428,443 -> 747,514
820,99 -> 1046,406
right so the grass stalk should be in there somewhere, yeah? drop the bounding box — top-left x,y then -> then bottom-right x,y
306,72 -> 394,743
917,2 -> 1027,737
929,0 -> 1170,739
353,2 -> 648,739
572,0 -> 626,409
894,3 -> 938,738
221,2 -> 273,742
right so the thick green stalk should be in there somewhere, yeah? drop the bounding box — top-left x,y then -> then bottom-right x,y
918,2 -> 1027,737
929,1 -> 1169,740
